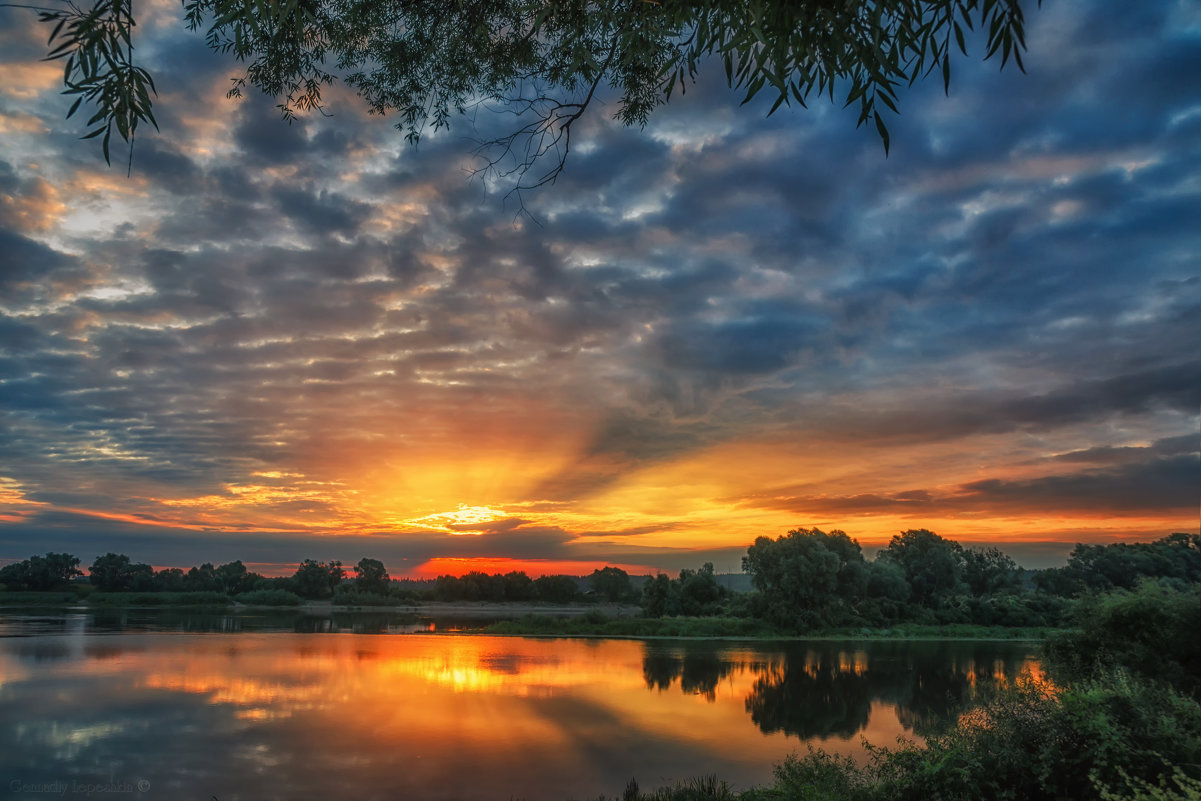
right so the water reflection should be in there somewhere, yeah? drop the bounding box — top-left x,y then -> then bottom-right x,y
0,623 -> 1041,800
746,656 -> 874,738
741,643 -> 1036,739
643,648 -> 739,701
638,642 -> 1038,741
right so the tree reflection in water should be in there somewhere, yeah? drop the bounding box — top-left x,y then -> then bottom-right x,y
644,641 -> 1039,739
746,656 -> 874,738
642,647 -> 737,700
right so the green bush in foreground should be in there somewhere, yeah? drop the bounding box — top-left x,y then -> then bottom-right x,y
1045,579 -> 1201,697
235,589 -> 303,606
1098,769 -> 1201,801
740,672 -> 1201,801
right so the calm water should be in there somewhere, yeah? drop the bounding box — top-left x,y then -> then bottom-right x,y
0,610 -> 1042,801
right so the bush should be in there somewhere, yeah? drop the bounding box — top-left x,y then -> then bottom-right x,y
1097,768 -> 1201,801
1046,580 -> 1201,697
755,748 -> 866,801
733,672 -> 1201,801
235,589 -> 303,606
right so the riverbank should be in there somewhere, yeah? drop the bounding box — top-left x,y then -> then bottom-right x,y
0,591 -> 642,615
0,591 -> 1054,639
483,614 -> 1055,640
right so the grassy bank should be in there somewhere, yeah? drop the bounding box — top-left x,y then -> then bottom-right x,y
484,614 -> 1055,640
0,589 -> 234,607
0,592 -> 1056,638
0,590 -> 87,606
84,590 -> 233,607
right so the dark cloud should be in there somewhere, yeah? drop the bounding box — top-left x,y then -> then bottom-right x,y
233,96 -> 314,164
958,454 -> 1200,515
271,184 -> 371,237
1049,434 -> 1200,465
737,451 -> 1200,519
0,229 -> 76,292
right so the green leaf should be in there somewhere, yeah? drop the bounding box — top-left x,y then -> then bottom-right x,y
48,16 -> 66,46
874,111 -> 890,156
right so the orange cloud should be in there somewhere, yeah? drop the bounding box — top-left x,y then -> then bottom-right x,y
0,62 -> 60,99
0,175 -> 67,232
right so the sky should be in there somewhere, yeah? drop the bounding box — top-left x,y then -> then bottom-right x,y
0,0 -> 1198,577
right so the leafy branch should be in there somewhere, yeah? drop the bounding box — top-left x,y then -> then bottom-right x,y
18,0 -> 1038,182
36,0 -> 157,173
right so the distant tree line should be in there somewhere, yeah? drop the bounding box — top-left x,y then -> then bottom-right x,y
0,552 -> 82,590
0,551 -> 647,607
426,566 -> 645,604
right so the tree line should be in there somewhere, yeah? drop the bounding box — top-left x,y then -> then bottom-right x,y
2,529 -> 1197,628
0,552 -> 389,602
0,551 -> 642,606
725,527 -> 1198,631
631,527 -> 1198,632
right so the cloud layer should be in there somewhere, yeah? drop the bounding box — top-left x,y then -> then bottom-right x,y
0,1 -> 1198,572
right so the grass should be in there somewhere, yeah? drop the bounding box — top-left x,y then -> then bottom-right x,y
331,590 -> 406,607
235,589 -> 304,606
0,590 -> 87,606
485,614 -> 1055,640
83,590 -> 233,607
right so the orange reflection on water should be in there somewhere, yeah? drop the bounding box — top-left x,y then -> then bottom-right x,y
1,631 -> 1045,800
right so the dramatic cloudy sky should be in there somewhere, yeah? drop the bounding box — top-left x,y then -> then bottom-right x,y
1,1 -> 1198,576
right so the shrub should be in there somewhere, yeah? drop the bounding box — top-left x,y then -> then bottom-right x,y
1046,580 -> 1201,697
738,672 -> 1201,801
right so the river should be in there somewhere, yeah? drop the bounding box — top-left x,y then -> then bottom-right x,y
0,609 -> 1042,800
